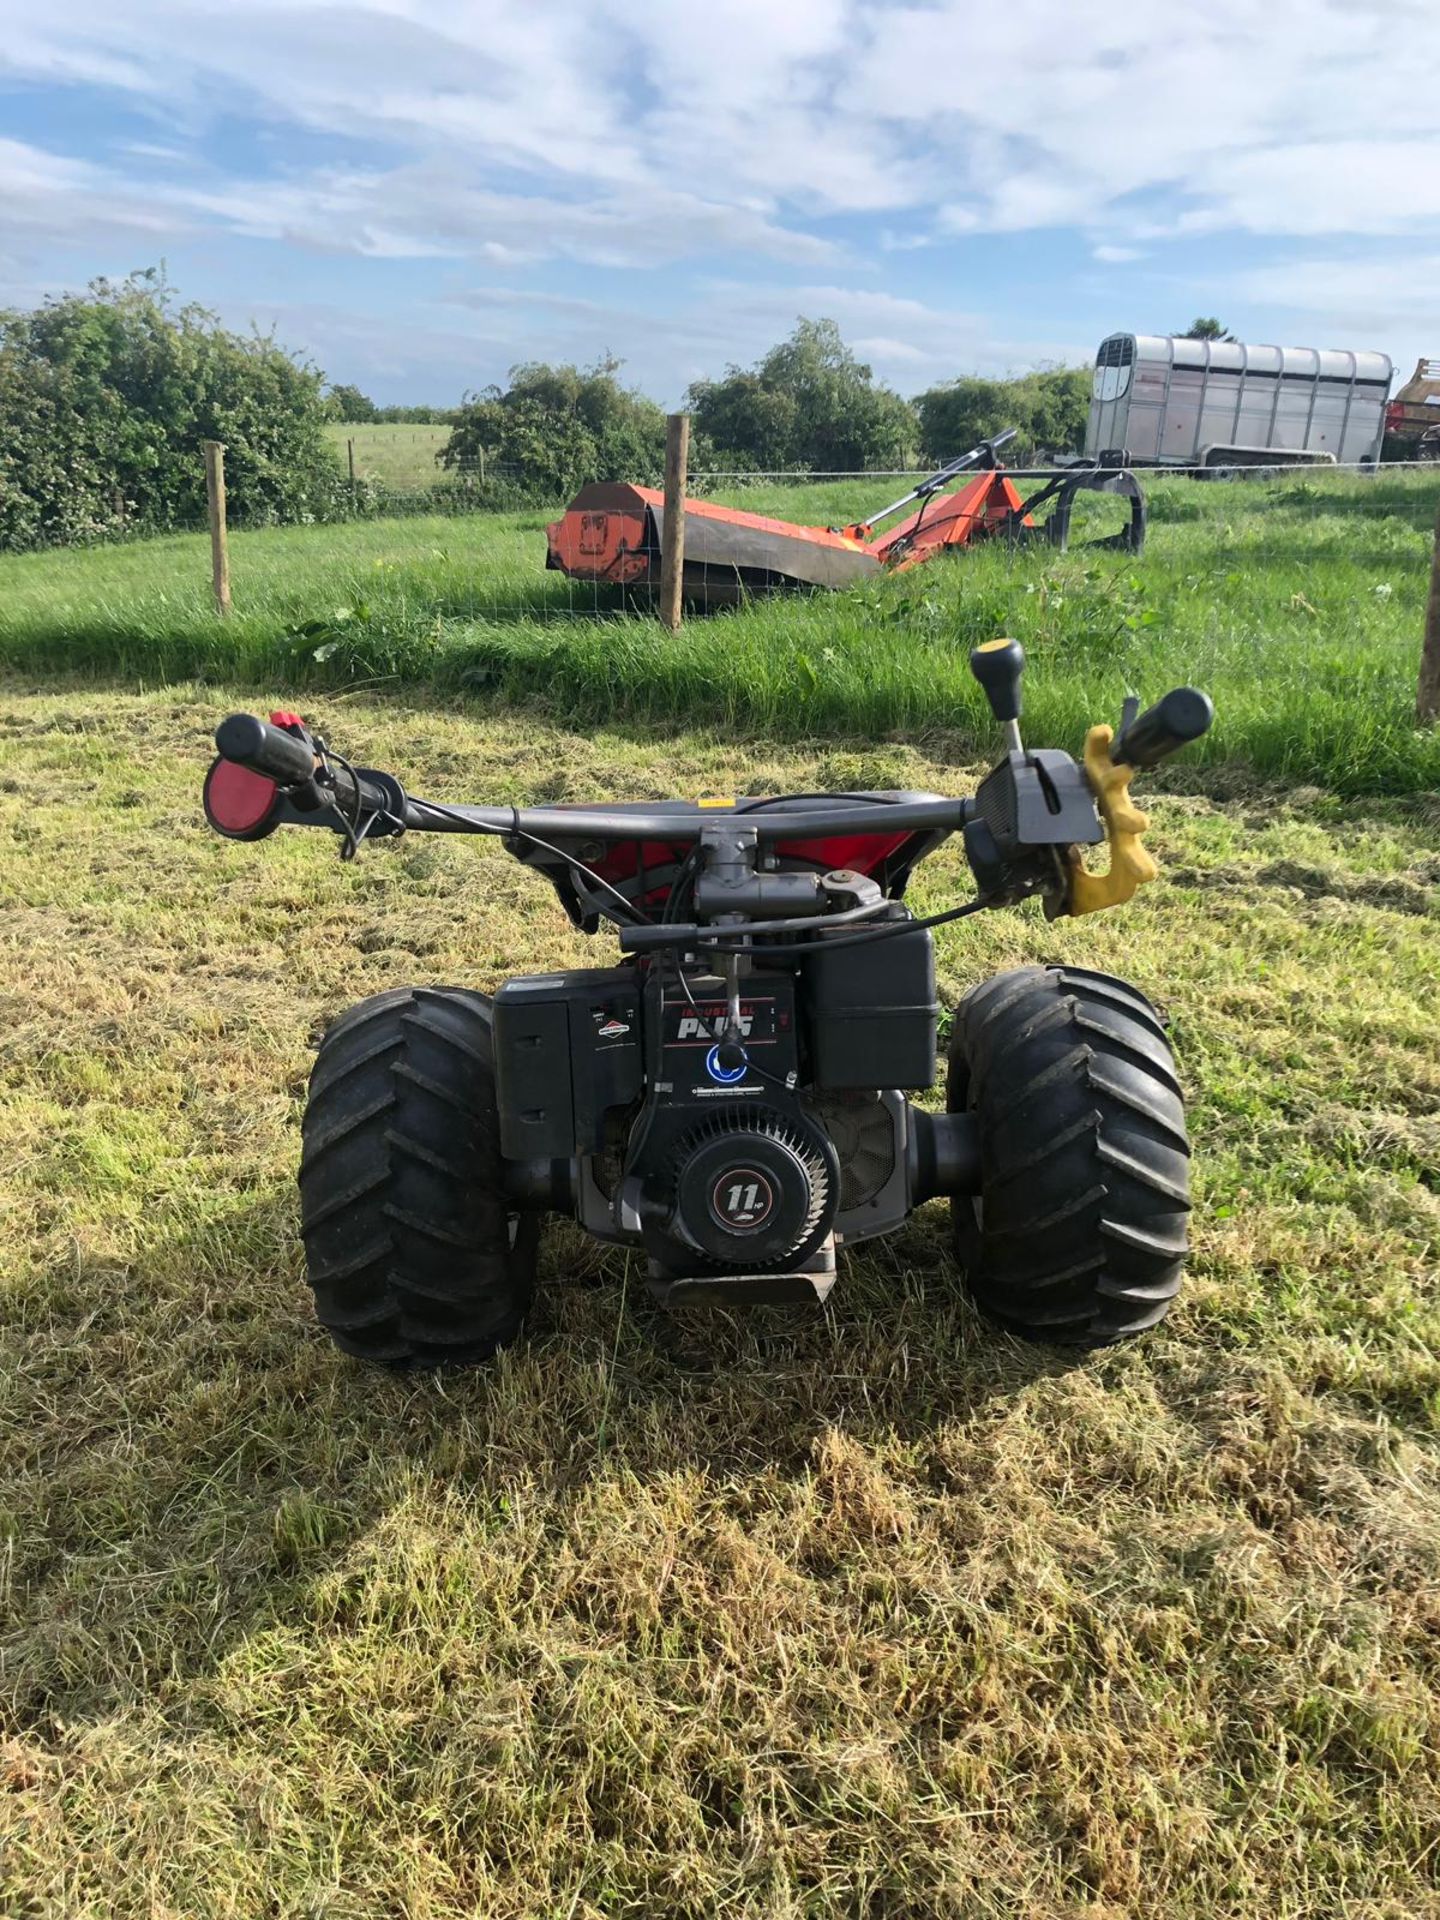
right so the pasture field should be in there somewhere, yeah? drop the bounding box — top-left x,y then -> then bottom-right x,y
1,679 -> 1438,1917
324,421 -> 453,490
0,469 -> 1437,795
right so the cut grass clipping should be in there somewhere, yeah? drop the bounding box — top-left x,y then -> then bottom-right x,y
1,467 -> 1438,796
2,682 -> 1438,1917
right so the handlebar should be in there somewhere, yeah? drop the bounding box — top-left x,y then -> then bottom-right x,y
214,712 -> 395,821
210,712 -> 970,841
1112,687 -> 1214,769
211,684 -> 1210,851
853,429 -> 1021,534
398,796 -> 971,842
214,713 -> 317,787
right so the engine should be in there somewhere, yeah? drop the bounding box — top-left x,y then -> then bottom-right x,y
490,933 -> 948,1300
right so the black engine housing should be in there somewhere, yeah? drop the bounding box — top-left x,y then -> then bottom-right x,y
491,933 -> 950,1289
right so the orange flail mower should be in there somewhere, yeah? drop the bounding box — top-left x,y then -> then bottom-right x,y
545,431 -> 1146,607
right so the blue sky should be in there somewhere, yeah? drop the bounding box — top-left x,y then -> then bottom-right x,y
1,0 -> 1436,404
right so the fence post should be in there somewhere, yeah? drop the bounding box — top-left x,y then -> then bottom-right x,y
347,435 -> 357,509
203,440 -> 231,617
1420,494 -> 1440,724
660,412 -> 690,632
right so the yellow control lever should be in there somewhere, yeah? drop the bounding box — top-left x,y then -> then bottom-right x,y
1067,723 -> 1158,916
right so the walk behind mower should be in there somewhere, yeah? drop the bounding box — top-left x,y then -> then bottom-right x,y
545,431 -> 1147,607
204,644 -> 1212,1366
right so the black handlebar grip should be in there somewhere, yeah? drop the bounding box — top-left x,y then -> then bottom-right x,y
969,637 -> 1025,724
215,712 -> 317,787
1112,687 -> 1214,768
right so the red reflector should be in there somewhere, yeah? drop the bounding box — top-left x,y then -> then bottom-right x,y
204,757 -> 279,837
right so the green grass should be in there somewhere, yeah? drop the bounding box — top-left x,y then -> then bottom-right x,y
2,681 -> 1437,1916
325,421 -> 453,489
0,469 -> 1436,796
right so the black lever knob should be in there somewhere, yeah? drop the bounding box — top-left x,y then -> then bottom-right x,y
969,637 -> 1025,725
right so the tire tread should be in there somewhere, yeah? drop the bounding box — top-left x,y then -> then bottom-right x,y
299,987 -> 536,1367
948,964 -> 1190,1347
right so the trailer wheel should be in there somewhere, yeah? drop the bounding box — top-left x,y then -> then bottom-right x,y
946,965 -> 1190,1346
299,987 -> 538,1367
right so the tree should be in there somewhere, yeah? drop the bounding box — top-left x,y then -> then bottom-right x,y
440,357 -> 666,498
913,366 -> 1090,464
687,318 -> 916,472
1182,317 -> 1236,341
0,270 -> 340,549
326,382 -> 377,422
683,372 -> 800,472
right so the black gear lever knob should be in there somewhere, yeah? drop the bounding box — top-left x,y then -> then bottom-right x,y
969,637 -> 1025,725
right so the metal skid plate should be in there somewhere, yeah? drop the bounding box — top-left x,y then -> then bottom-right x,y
646,1239 -> 837,1308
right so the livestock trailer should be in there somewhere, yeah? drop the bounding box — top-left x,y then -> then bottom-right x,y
1085,334 -> 1393,471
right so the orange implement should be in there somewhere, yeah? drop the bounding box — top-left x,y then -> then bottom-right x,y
544,435 -> 1143,608
543,474 -> 1028,602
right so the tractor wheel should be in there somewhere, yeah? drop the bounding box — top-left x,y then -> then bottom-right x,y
299,987 -> 539,1366
946,965 -> 1190,1346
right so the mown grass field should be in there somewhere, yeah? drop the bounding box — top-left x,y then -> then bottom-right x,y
2,678 -> 1438,1916
324,421 -> 453,489
0,468 -> 1436,794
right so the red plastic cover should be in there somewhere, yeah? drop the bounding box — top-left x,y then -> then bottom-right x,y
588,830 -> 916,906
205,758 -> 279,835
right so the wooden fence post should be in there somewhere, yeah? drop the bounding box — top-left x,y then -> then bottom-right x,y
660,412 -> 690,632
347,435 -> 357,508
1419,493 -> 1440,724
203,440 -> 231,617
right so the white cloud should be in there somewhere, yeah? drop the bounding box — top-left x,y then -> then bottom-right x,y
1228,252 -> 1440,332
426,277 -> 1081,400
1204,248 -> 1439,379
2,2 -> 1439,394
5,0 -> 1440,254
852,334 -> 930,363
0,132 -> 836,275
1169,141 -> 1440,237
118,140 -> 189,162
0,136 -> 188,242
841,0 -> 1437,237
187,163 -> 838,269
